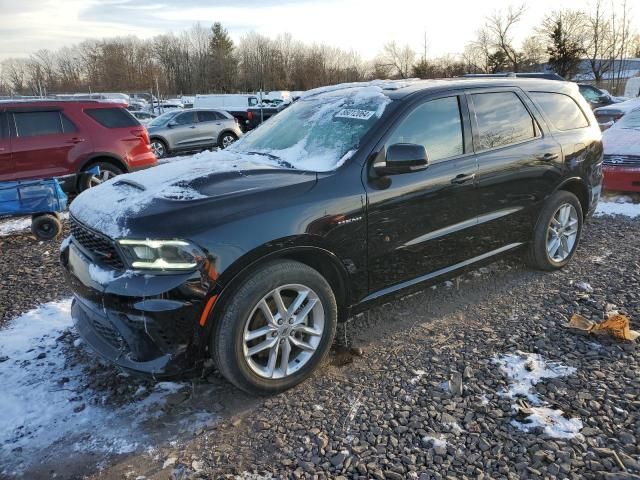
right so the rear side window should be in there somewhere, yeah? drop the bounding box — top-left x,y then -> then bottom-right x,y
85,108 -> 139,128
387,96 -> 465,162
13,111 -> 65,137
0,113 -> 7,139
197,111 -> 222,122
472,92 -> 536,151
530,92 -> 589,131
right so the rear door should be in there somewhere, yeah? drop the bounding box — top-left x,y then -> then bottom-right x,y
196,110 -> 223,146
0,112 -> 13,181
468,88 -> 563,252
9,108 -> 88,180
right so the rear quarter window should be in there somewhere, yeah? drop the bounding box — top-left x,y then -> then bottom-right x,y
0,113 -> 8,139
530,92 -> 589,131
85,108 -> 140,128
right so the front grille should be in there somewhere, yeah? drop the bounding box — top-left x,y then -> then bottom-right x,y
603,155 -> 640,167
70,217 -> 125,270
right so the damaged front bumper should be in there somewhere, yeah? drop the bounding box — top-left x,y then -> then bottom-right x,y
61,240 -> 212,378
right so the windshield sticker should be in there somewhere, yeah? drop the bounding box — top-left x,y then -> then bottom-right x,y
335,109 -> 376,120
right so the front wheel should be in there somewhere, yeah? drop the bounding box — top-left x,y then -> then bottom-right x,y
150,139 -> 168,158
211,260 -> 337,395
78,162 -> 123,191
526,191 -> 583,270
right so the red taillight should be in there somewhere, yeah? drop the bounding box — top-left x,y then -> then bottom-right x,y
131,128 -> 150,145
247,111 -> 253,121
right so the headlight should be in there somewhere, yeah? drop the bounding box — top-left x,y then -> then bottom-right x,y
117,239 -> 204,270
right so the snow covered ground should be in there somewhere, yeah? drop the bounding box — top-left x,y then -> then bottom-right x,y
0,212 -> 69,237
595,194 -> 640,218
0,299 -> 218,477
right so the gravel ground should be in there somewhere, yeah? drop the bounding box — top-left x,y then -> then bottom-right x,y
1,214 -> 638,480
0,225 -> 70,326
85,214 -> 639,480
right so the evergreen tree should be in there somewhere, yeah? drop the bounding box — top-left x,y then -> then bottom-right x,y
209,22 -> 238,92
547,18 -> 584,79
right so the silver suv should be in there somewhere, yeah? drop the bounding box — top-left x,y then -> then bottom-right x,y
147,109 -> 243,158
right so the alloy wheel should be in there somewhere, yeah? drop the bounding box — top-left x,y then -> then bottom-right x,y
546,203 -> 579,262
151,141 -> 165,157
221,135 -> 236,148
242,284 -> 325,379
88,169 -> 117,188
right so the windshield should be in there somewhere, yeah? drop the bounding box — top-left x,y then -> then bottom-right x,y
615,109 -> 640,130
228,86 -> 391,172
148,111 -> 179,127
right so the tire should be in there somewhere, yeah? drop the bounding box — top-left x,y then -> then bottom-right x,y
525,190 -> 583,271
212,260 -> 337,395
150,138 -> 168,158
78,162 -> 123,192
31,214 -> 62,241
218,132 -> 238,149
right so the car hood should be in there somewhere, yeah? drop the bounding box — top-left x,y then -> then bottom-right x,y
603,128 -> 640,157
70,150 -> 317,239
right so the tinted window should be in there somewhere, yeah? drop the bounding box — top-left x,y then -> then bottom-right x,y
530,92 -> 589,131
472,92 -> 536,151
61,113 -> 77,133
174,112 -> 197,125
85,108 -> 139,128
578,85 -> 601,102
248,97 -> 258,106
0,113 -> 7,139
13,111 -> 63,137
387,96 -> 464,162
197,111 -> 220,122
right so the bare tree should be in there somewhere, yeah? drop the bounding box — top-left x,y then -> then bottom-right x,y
485,4 -> 526,71
584,0 -> 615,83
375,42 -> 416,79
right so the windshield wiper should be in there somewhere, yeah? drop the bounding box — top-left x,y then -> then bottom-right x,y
245,151 -> 295,169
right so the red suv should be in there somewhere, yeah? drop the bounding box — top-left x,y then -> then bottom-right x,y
0,100 -> 157,191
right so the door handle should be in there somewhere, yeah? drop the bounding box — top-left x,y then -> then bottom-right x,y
189,126 -> 196,129
451,173 -> 476,184
539,153 -> 559,161
66,138 -> 85,144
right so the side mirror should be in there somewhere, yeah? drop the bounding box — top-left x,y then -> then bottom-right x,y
375,143 -> 429,175
167,121 -> 177,128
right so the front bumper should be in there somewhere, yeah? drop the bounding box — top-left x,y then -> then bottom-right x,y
603,166 -> 640,193
61,240 -> 211,378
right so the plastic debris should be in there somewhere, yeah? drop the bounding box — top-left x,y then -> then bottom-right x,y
568,313 -> 640,341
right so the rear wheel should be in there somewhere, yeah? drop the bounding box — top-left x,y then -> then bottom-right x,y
526,191 -> 583,270
78,162 -> 123,191
212,260 -> 337,395
31,214 -> 62,240
218,132 -> 238,149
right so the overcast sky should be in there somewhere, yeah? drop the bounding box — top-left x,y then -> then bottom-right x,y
0,0 -> 636,62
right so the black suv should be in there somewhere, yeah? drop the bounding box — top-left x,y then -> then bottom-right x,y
61,79 -> 603,395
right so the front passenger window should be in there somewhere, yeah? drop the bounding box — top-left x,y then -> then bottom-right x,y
387,96 -> 464,162
174,112 -> 197,125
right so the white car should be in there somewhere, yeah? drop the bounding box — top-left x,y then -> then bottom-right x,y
602,108 -> 640,192
131,111 -> 157,125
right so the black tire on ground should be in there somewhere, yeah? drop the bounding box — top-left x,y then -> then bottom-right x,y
218,132 -> 238,149
525,190 -> 583,271
78,162 -> 123,192
150,138 -> 168,159
31,214 -> 62,240
211,260 -> 337,395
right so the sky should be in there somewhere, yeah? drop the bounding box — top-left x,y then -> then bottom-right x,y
0,0 -> 636,62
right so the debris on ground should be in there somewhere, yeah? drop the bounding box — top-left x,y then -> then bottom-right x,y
568,313 -> 640,341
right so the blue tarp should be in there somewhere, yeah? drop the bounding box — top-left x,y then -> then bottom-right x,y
0,179 -> 67,216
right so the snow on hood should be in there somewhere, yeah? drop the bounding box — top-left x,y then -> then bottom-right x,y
603,127 -> 640,156
70,150 -> 284,238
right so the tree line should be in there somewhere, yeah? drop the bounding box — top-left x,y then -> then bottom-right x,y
1,1 -> 639,98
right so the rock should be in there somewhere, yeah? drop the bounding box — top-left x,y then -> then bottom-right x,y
330,452 -> 347,468
449,372 -> 463,396
163,457 -> 178,469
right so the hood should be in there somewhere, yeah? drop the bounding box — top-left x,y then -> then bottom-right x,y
603,128 -> 640,157
70,150 -> 317,239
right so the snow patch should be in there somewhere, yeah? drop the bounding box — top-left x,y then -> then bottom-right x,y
422,435 -> 448,449
0,216 -> 31,236
0,299 -> 214,476
494,352 -> 582,439
410,368 -> 427,384
595,196 -> 640,218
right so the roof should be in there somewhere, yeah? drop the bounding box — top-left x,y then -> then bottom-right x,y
304,78 -> 579,102
0,99 -> 127,108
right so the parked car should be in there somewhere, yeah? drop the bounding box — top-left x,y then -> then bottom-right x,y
577,84 -> 620,110
624,77 -> 640,98
62,78 -> 602,395
146,108 -> 242,158
593,98 -> 640,130
246,102 -> 288,130
0,100 -> 157,191
602,108 -> 640,192
131,110 -> 156,125
193,94 -> 260,130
